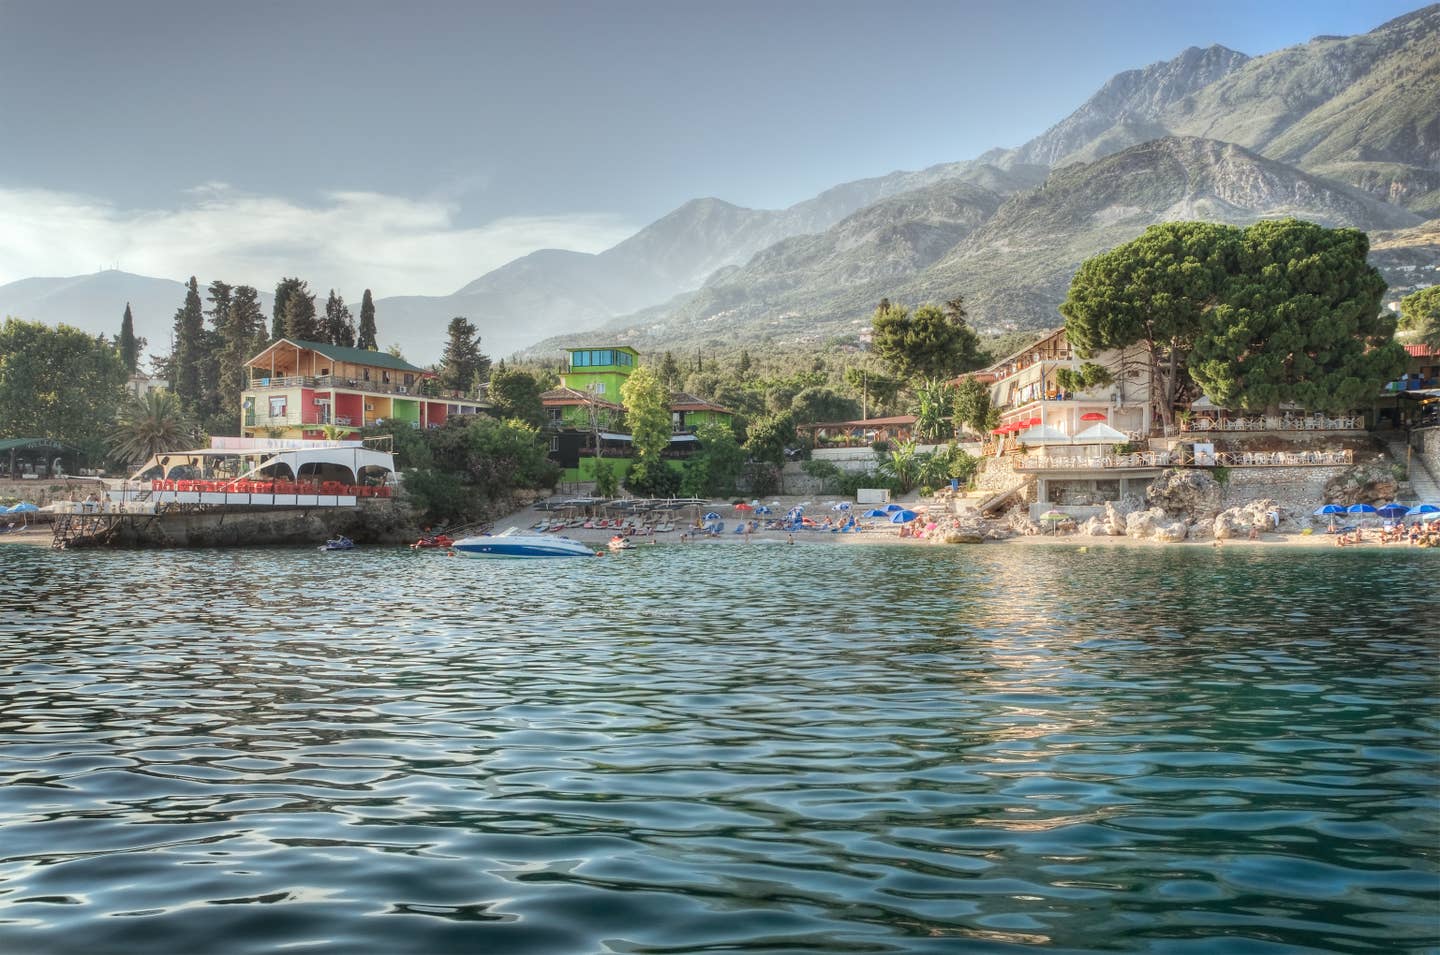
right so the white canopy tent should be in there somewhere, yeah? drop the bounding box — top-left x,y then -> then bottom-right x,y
1072,422 -> 1130,444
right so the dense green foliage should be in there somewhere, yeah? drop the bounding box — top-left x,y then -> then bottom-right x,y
950,375 -> 998,437
910,379 -> 956,442
486,364 -> 547,429
1190,220 -> 1404,412
1061,221 -> 1237,429
272,278 -> 308,341
215,286 -> 268,433
357,289 -> 379,350
682,422 -> 745,498
281,282 -> 320,342
620,365 -> 675,496
438,317 -> 489,395
108,390 -> 197,467
0,318 -> 128,461
871,298 -> 984,381
1063,218 -> 1405,417
1054,361 -> 1115,395
1399,285 -> 1440,349
789,386 -> 860,424
364,416 -> 558,526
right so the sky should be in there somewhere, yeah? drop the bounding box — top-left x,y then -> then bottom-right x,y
0,0 -> 1427,297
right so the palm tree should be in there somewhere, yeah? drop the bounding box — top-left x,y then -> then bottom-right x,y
910,379 -> 956,443
879,440 -> 921,494
109,389 -> 197,466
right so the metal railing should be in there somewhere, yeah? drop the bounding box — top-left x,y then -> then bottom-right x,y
1015,449 -> 1355,471
1179,415 -> 1362,433
246,374 -> 480,403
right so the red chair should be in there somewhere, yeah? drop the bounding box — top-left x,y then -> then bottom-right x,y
151,479 -> 163,491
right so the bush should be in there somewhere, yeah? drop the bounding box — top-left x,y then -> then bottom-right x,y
593,458 -> 618,498
624,462 -> 682,498
871,440 -> 890,454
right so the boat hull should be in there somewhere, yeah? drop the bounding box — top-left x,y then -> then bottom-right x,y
451,534 -> 596,558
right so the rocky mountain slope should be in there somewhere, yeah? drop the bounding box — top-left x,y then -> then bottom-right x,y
545,137 -> 1423,352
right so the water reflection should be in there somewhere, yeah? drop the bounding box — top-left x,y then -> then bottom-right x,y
0,544 -> 1435,953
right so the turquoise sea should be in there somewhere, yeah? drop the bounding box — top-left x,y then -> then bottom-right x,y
0,543 -> 1437,954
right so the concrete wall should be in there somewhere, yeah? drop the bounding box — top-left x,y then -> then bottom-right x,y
1413,426 -> 1440,480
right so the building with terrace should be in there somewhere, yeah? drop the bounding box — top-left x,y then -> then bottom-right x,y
240,339 -> 489,440
539,346 -> 735,480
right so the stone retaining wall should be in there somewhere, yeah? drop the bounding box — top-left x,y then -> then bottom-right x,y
1413,426 -> 1440,480
1218,466 -> 1351,515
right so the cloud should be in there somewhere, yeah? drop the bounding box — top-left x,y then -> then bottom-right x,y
0,186 -> 636,296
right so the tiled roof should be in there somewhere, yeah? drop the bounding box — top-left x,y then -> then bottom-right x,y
670,392 -> 733,413
540,387 -> 623,410
249,338 -> 430,374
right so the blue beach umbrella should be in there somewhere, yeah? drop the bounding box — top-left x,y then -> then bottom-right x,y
703,512 -> 720,522
8,502 -> 38,513
832,502 -> 851,511
890,509 -> 919,524
863,508 -> 889,518
1376,502 -> 1408,520
755,505 -> 772,515
1346,503 -> 1378,517
1405,504 -> 1439,517
884,503 -> 903,513
1313,504 -> 1344,516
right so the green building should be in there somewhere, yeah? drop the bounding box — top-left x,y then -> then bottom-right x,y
558,347 -> 639,402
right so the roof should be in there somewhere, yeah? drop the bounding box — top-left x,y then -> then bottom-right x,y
978,328 -> 1068,375
248,338 -> 429,375
670,392 -> 733,414
540,387 -> 624,410
1403,343 -> 1438,358
796,415 -> 917,430
0,437 -> 78,452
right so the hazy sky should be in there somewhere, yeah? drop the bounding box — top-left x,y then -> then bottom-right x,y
0,0 -> 1425,296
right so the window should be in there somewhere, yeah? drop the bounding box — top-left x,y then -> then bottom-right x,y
592,382 -> 606,394
269,396 -> 287,418
550,436 -> 560,452
549,408 -> 563,422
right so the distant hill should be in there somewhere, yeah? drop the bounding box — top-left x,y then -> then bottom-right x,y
536,137 -> 1423,352
0,271 -> 188,364
375,161 -> 1047,360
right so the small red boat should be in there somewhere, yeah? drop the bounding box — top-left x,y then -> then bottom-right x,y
411,534 -> 455,550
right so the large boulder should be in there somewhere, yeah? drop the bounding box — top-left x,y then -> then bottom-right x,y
1153,518 -> 1190,542
1323,464 -> 1399,507
1124,507 -> 1166,539
1145,468 -> 1222,520
1214,499 -> 1287,539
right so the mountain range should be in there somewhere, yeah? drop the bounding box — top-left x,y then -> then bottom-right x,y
2,4 -> 1436,364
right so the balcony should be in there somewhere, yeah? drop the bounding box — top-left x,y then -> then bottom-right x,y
246,374 -> 481,403
1014,448 -> 1354,471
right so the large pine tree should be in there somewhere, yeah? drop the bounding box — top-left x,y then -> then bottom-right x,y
272,277 -> 312,341
280,282 -> 319,341
199,280 -> 232,427
323,290 -> 356,347
438,316 -> 489,394
218,286 -> 268,433
118,302 -> 140,374
170,277 -> 205,413
357,289 -> 378,350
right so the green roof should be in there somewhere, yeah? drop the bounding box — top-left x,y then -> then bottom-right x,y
273,339 -> 428,375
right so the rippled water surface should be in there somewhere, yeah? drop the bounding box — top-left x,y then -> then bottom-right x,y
1,543 -> 1437,953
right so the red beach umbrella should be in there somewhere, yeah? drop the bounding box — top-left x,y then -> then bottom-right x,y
1025,417 -> 1041,426
1080,412 -> 1108,421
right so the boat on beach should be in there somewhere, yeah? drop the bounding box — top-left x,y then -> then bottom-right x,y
451,527 -> 598,558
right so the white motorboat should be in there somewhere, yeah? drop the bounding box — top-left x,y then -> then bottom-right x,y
451,527 -> 598,558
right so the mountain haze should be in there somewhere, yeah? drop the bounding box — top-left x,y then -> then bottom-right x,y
543,137 -> 1424,352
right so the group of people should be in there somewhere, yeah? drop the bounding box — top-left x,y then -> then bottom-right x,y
1335,521 -> 1438,547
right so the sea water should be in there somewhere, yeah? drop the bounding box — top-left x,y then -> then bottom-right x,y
0,543 -> 1436,953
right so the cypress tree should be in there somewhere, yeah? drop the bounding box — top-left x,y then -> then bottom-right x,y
171,277 -> 205,412
118,302 -> 140,374
357,289 -> 378,350
218,286 -> 268,429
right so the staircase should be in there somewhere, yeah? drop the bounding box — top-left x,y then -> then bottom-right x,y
1383,435 -> 1440,503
